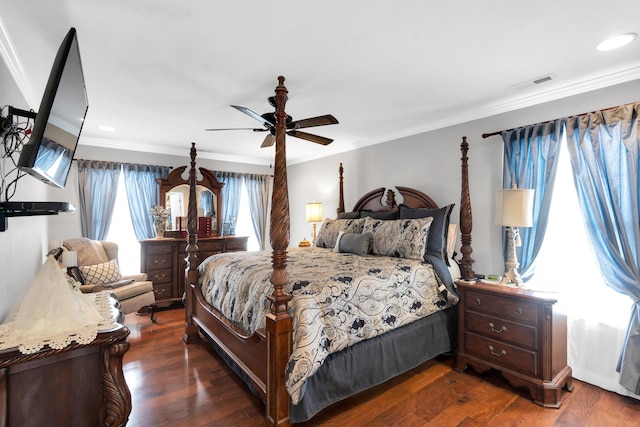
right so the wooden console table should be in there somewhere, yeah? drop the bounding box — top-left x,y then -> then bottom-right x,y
0,298 -> 131,427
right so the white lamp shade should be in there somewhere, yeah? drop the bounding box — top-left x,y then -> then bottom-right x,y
61,250 -> 78,267
306,202 -> 323,222
495,188 -> 535,227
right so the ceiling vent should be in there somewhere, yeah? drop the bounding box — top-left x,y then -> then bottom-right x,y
511,73 -> 556,90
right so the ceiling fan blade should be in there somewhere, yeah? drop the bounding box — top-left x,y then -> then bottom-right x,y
204,127 -> 267,131
260,134 -> 276,148
289,114 -> 339,129
231,105 -> 275,127
287,130 -> 333,145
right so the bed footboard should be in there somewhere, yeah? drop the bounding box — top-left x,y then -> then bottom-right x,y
187,282 -> 268,399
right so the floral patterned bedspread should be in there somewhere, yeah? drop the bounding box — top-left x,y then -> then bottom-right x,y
198,246 -> 458,404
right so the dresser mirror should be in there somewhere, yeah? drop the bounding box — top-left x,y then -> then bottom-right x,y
157,166 -> 223,237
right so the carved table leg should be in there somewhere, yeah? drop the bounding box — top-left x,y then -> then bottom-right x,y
101,340 -> 132,427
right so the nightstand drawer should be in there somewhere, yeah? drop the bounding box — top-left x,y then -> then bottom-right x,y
464,289 -> 538,325
465,333 -> 537,377
145,242 -> 173,255
465,311 -> 537,350
148,268 -> 172,285
147,254 -> 172,270
153,283 -> 172,299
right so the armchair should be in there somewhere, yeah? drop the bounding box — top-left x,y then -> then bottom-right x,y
63,238 -> 156,321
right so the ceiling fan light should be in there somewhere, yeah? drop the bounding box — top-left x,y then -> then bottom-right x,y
595,33 -> 637,51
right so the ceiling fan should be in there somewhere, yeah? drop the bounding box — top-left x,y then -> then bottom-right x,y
205,96 -> 338,148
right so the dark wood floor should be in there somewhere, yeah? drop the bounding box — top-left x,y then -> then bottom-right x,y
122,307 -> 640,427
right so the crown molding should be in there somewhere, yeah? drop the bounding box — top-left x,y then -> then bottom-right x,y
0,17 -> 36,107
79,137 -> 267,166
292,64 -> 640,164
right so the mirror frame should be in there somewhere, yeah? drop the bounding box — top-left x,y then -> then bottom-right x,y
157,166 -> 224,237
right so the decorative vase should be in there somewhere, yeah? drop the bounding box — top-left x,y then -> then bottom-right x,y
154,220 -> 166,239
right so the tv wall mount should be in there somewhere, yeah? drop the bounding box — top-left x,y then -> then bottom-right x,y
0,106 -> 74,232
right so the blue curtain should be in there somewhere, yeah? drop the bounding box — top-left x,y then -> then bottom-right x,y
76,160 -> 121,240
564,103 -> 640,394
216,171 -> 242,234
122,164 -> 171,240
501,120 -> 563,281
244,174 -> 271,249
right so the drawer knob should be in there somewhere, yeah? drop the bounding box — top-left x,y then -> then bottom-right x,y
474,298 -> 481,305
515,307 -> 523,316
154,259 -> 166,265
488,345 -> 507,357
489,322 -> 507,334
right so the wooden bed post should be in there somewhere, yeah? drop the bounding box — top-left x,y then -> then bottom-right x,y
265,76 -> 293,427
337,163 -> 345,215
183,143 -> 201,344
459,137 -> 475,279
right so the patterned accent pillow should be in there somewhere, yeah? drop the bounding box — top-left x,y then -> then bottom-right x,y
362,217 -> 433,260
315,218 -> 365,248
78,259 -> 123,286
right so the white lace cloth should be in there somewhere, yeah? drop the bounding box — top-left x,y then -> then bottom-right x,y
0,255 -> 119,354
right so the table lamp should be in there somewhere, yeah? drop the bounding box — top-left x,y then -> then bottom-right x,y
495,186 -> 534,286
306,202 -> 323,246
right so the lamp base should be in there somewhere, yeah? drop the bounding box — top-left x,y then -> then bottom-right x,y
500,226 -> 525,287
298,238 -> 311,248
500,261 -> 524,286
312,222 -> 318,246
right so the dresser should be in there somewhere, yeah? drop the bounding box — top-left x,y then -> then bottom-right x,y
140,236 -> 248,305
0,295 -> 130,427
454,280 -> 573,407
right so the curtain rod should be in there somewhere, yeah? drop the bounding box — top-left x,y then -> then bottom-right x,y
481,104 -> 624,139
72,158 -> 173,169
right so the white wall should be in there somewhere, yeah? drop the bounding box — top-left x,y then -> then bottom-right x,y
288,79 -> 640,277
0,59 -> 52,321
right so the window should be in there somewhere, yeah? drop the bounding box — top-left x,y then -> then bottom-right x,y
106,173 -> 140,276
528,137 -> 632,325
528,134 -> 635,398
235,181 -> 260,251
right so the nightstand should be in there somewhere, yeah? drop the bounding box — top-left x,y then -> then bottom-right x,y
454,280 -> 573,407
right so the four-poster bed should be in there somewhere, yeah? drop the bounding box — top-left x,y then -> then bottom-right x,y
182,76 -> 474,426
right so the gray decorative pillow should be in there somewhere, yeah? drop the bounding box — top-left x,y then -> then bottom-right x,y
78,259 -> 123,286
362,217 -> 433,260
315,218 -> 365,248
334,231 -> 372,256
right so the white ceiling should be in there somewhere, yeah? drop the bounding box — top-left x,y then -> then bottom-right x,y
2,1 -> 640,166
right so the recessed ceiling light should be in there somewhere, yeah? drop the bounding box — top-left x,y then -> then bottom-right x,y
98,125 -> 115,132
595,33 -> 637,51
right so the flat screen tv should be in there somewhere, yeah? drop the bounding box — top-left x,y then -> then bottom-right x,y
17,27 -> 88,188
